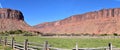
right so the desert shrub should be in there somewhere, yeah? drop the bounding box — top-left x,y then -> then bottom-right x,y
42,33 -> 56,36
113,33 -> 118,36
14,30 -> 23,34
23,33 -> 31,36
100,34 -> 108,36
83,33 -> 90,36
23,32 -> 33,36
10,30 -> 23,34
0,31 -> 9,36
9,30 -> 15,34
0,30 -> 34,36
71,33 -> 81,36
36,32 -> 43,35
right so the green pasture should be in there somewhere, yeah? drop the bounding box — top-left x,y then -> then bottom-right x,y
0,44 -> 12,50
1,36 -> 120,49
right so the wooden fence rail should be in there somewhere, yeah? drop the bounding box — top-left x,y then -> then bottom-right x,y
72,42 -> 120,50
0,37 -> 60,50
1,37 -> 120,50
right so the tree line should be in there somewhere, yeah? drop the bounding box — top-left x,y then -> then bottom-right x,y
0,30 -> 33,36
0,30 -> 120,36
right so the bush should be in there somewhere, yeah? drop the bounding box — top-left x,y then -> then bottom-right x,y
113,33 -> 118,36
100,34 -> 108,36
0,32 -> 9,36
0,30 -> 34,36
42,33 -> 56,36
83,33 -> 90,36
23,32 -> 33,36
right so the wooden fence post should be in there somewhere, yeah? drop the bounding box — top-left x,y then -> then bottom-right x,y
108,42 -> 112,50
24,39 -> 28,50
43,41 -> 49,50
0,37 -> 2,44
11,37 -> 14,49
76,42 -> 78,50
4,37 -> 7,46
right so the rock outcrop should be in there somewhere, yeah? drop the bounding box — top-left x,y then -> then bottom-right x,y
0,8 -> 24,20
34,8 -> 120,34
0,8 -> 37,32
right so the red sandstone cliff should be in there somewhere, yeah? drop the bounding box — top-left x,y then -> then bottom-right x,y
0,8 -> 38,32
34,8 -> 120,34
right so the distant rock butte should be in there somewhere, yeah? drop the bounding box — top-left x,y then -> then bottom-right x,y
0,8 -> 38,32
34,8 -> 120,34
0,8 -> 24,20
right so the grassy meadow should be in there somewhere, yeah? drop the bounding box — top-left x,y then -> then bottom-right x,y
1,36 -> 120,49
0,44 -> 12,50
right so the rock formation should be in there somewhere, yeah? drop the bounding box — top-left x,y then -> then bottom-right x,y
0,8 -> 24,20
34,8 -> 120,34
0,8 -> 37,32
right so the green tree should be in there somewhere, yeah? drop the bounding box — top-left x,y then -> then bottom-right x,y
113,33 -> 118,36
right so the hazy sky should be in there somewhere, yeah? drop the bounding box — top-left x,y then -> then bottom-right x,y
0,0 -> 120,26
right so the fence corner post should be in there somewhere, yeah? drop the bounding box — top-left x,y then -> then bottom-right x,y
24,39 -> 28,50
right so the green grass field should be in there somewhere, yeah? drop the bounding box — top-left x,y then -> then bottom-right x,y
0,45 -> 12,50
2,36 -> 120,49
0,45 -> 3,50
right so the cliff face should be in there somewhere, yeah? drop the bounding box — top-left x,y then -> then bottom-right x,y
0,8 -> 24,20
0,8 -> 37,32
34,8 -> 120,34
56,8 -> 120,25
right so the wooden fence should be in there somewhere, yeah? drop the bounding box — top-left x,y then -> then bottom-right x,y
1,37 -> 120,50
72,42 -> 120,50
0,37 -> 62,50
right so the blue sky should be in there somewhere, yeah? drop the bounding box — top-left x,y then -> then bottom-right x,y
0,0 -> 120,26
